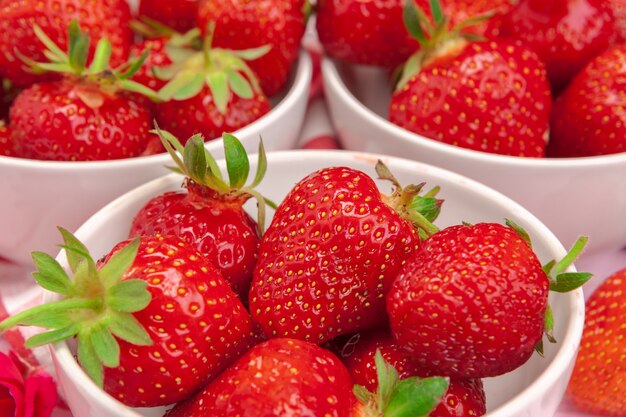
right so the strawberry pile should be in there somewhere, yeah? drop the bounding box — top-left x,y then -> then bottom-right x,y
0,0 -> 307,160
0,130 -> 591,416
315,0 -> 626,157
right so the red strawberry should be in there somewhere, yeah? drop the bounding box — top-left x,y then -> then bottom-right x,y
154,33 -> 271,143
0,120 -> 14,157
388,1 -> 551,157
497,0 -> 618,92
336,328 -> 487,417
567,268 -> 626,416
138,0 -> 199,33
196,0 -> 307,97
165,337 -> 449,417
8,21 -> 156,161
0,0 -> 132,88
386,221 -> 590,379
609,0 -> 626,41
130,132 -> 268,298
315,0 -> 513,68
164,338 -> 356,417
0,229 -> 254,407
548,45 -> 626,157
130,37 -> 174,92
249,161 -> 442,343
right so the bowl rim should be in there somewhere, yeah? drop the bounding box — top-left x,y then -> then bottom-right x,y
47,149 -> 586,417
321,57 -> 626,168
0,51 -> 312,171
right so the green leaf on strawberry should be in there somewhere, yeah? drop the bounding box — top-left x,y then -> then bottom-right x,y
154,127 -> 273,234
0,228 -> 152,387
20,20 -> 158,102
355,350 -> 449,417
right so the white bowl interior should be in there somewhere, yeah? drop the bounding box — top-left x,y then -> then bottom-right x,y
47,150 -> 584,417
322,58 -> 626,255
0,51 -> 312,265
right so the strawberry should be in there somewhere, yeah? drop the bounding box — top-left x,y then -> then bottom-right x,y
8,21 -> 157,161
0,120 -> 14,157
138,0 -> 199,33
497,0 -> 618,92
336,328 -> 487,417
386,220 -> 590,379
249,161 -> 442,343
315,0 -> 513,68
388,0 -> 552,157
164,337 -> 449,417
548,45 -> 626,157
567,267 -> 626,416
0,0 -> 132,88
130,131 -> 269,298
0,229 -> 253,408
609,0 -> 626,41
196,0 -> 307,97
153,30 -> 271,144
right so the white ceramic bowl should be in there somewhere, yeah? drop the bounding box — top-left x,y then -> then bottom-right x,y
0,50 -> 311,265
47,149 -> 584,417
322,58 -> 626,255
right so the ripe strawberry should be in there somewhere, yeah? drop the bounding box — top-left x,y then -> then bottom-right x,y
336,328 -> 487,417
388,1 -> 552,157
497,0 -> 618,92
0,120 -> 14,157
0,0 -> 132,88
548,45 -> 626,157
130,131 -> 268,298
154,32 -> 271,143
0,229 -> 253,408
138,0 -> 199,33
9,21 -> 156,161
386,220 -> 590,379
249,161 -> 442,343
609,0 -> 626,41
164,338 -> 356,417
196,0 -> 307,97
165,337 -> 449,417
315,0 -> 513,68
567,267 -> 626,416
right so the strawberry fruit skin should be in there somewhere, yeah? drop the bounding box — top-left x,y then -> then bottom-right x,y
567,268 -> 626,416
0,121 -> 13,157
548,45 -> 626,157
0,0 -> 132,87
389,40 -> 552,157
250,166 -> 421,343
498,0 -> 618,92
387,222 -> 549,379
130,184 -> 260,298
155,85 -> 270,144
138,0 -> 199,33
10,81 -> 151,161
100,235 -> 254,407
164,338 -> 355,417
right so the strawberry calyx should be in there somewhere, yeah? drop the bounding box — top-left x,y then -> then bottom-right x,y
504,219 -> 592,355
0,227 -> 153,387
376,160 -> 442,240
155,22 -> 270,114
18,19 -> 159,105
394,0 -> 494,90
155,127 -> 274,234
353,350 -> 448,417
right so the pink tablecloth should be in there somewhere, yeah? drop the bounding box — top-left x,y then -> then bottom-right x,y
2,47 -> 625,417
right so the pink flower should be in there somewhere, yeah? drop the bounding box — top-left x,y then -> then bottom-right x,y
0,351 -> 58,417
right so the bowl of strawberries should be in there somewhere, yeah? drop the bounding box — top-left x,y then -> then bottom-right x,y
0,0 -> 312,265
318,0 -> 626,256
0,129 -> 589,417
